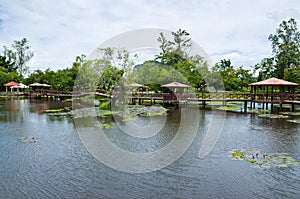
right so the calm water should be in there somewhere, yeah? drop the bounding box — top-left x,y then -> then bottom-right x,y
0,99 -> 300,198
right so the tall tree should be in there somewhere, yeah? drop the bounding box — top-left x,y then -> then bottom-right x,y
268,18 -> 300,78
155,29 -> 209,91
156,29 -> 192,65
3,38 -> 34,77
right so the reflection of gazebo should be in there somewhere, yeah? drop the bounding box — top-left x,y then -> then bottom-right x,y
4,81 -> 20,92
29,82 -> 51,90
249,77 -> 298,110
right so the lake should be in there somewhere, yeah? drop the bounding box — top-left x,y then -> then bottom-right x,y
0,99 -> 300,198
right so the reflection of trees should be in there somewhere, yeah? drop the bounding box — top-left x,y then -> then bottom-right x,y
4,99 -> 29,123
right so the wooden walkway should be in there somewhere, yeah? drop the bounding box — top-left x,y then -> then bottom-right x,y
21,90 -> 300,111
23,90 -> 111,100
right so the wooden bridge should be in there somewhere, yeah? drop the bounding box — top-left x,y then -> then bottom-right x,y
21,90 -> 300,111
23,90 -> 111,100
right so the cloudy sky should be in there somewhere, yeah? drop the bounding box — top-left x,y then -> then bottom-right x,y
0,0 -> 300,71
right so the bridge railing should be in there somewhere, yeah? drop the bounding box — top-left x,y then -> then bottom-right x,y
128,92 -> 252,100
250,93 -> 300,102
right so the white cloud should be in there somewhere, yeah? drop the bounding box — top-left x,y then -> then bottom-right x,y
0,0 -> 300,71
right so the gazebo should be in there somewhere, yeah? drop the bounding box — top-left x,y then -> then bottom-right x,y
29,82 -> 51,90
249,77 -> 298,110
161,81 -> 191,103
4,81 -> 20,92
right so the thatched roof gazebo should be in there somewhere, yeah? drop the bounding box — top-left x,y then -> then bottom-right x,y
4,81 -> 20,92
161,81 -> 191,103
249,77 -> 298,110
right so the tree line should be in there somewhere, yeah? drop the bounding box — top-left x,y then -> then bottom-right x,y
1,18 -> 300,93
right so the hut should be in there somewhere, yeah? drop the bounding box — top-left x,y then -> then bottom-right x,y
249,77 -> 298,110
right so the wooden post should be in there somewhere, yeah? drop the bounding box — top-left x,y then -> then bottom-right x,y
253,86 -> 256,108
266,86 -> 268,109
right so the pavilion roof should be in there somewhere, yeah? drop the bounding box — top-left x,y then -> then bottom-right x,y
249,77 -> 298,86
161,81 -> 191,88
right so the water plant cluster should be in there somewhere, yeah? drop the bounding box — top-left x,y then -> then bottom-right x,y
19,136 -> 39,143
230,149 -> 300,169
45,105 -> 168,129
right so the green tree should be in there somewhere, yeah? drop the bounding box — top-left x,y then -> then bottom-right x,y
254,57 -> 274,81
154,29 -> 210,91
268,18 -> 300,78
156,29 -> 192,65
3,38 -> 34,77
284,65 -> 300,86
0,66 -> 20,91
0,55 -> 16,72
213,59 -> 253,91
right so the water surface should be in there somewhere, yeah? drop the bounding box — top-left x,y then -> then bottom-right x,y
0,99 -> 299,198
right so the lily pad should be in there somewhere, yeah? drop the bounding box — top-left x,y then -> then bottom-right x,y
229,149 -> 299,169
231,150 -> 244,160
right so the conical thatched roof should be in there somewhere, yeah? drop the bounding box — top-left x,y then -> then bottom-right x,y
249,77 -> 298,86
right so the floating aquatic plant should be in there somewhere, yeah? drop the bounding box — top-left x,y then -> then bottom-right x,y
229,149 -> 299,169
258,114 -> 289,119
231,150 -> 244,160
248,109 -> 270,114
217,106 -> 241,112
280,112 -> 300,116
287,119 -> 300,124
100,123 -> 112,129
19,136 -> 39,143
